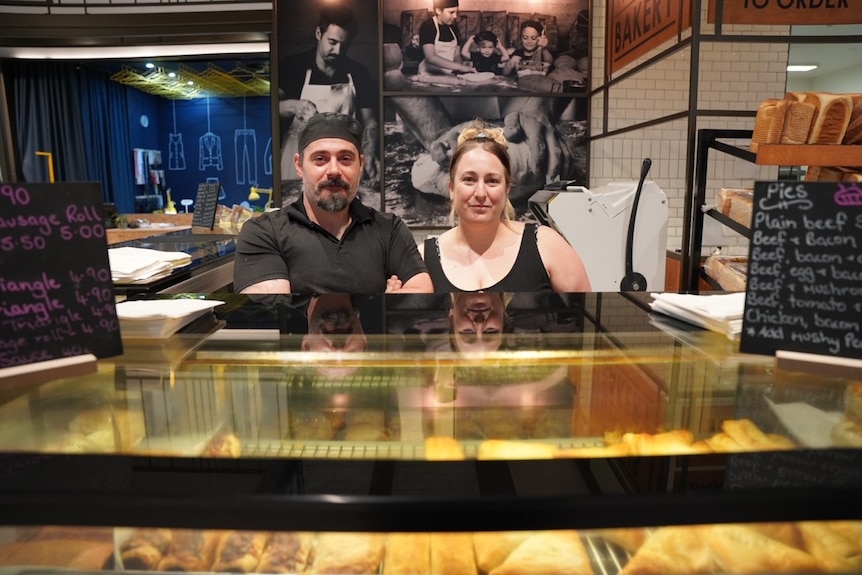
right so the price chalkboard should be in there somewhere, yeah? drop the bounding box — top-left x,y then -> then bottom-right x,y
741,181 -> 862,359
192,182 -> 220,230
0,182 -> 123,370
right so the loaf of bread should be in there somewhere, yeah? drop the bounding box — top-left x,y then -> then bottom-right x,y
716,187 -> 752,215
751,99 -> 782,152
804,92 -> 853,144
751,98 -> 815,151
704,256 -> 748,292
842,93 -> 862,144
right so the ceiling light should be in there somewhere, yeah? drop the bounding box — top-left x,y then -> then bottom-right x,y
168,72 -> 176,78
787,64 -> 818,72
145,62 -> 155,69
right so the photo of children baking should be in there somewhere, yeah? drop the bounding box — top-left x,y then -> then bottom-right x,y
382,0 -> 589,93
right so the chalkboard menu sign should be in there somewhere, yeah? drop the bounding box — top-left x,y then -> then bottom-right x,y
0,182 -> 123,370
741,181 -> 862,359
192,182 -> 220,229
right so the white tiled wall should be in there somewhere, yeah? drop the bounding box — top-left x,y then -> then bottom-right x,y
590,0 -> 791,257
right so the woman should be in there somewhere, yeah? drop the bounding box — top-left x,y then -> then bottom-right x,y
418,121 -> 592,293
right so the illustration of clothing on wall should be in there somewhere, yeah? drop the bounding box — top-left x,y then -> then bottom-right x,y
199,132 -> 223,171
234,129 -> 257,185
264,137 -> 273,176
133,148 -> 147,184
169,133 -> 186,170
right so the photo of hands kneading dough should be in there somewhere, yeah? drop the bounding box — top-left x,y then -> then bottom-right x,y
384,95 -> 587,225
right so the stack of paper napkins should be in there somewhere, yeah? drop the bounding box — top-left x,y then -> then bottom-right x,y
116,299 -> 225,338
108,247 -> 192,284
649,292 -> 745,340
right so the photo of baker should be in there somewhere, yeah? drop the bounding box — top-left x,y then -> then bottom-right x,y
382,0 -> 589,94
383,95 -> 587,226
276,0 -> 381,208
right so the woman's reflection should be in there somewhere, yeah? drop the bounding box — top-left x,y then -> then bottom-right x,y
448,292 -> 512,353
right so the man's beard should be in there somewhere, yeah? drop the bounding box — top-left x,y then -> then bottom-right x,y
307,177 -> 351,212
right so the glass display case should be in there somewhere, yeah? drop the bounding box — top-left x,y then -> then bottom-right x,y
1,292 -> 860,573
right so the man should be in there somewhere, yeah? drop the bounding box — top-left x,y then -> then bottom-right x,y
234,112 -> 433,294
278,4 -> 379,181
418,0 -> 474,75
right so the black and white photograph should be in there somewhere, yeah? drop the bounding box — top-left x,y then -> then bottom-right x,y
275,0 -> 381,209
382,0 -> 589,94
383,95 -> 588,226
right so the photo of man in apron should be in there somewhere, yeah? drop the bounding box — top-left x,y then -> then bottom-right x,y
418,0 -> 475,76
278,3 -> 379,183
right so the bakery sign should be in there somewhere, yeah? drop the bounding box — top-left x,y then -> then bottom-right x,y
708,0 -> 862,24
607,0 -> 692,74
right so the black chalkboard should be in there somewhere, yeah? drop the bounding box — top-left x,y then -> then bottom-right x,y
741,181 -> 862,359
191,182 -> 220,229
0,182 -> 123,369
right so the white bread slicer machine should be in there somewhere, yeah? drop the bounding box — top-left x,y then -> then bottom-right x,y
529,160 -> 668,292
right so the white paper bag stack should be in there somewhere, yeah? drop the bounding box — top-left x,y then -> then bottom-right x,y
649,292 -> 745,340
108,247 -> 191,284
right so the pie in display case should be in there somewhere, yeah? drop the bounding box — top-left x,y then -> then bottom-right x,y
0,292 -> 860,573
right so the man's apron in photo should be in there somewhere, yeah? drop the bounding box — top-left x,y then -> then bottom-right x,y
281,70 -> 357,178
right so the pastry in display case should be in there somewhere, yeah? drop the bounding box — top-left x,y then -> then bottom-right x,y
1,521 -> 862,573
0,293 -> 860,574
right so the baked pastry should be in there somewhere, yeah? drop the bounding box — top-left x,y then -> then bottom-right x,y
424,436 -> 466,460
473,531 -> 534,572
157,529 -> 221,571
798,521 -> 862,572
211,531 -> 269,572
0,540 -> 114,569
592,528 -> 649,553
430,532 -> 478,575
621,430 -> 699,456
831,419 -> 862,447
489,530 -> 593,575
119,528 -> 173,570
256,532 -> 313,574
722,419 -> 776,451
383,532 -> 431,574
744,522 -> 804,550
708,524 -> 821,573
202,433 -> 242,458
704,432 -> 745,453
309,532 -> 386,574
477,440 -> 557,460
844,383 -> 862,421
619,525 -> 714,575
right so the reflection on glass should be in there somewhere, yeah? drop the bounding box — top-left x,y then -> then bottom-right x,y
447,292 -> 512,353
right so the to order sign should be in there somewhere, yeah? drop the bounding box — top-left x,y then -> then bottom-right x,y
708,0 -> 862,25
